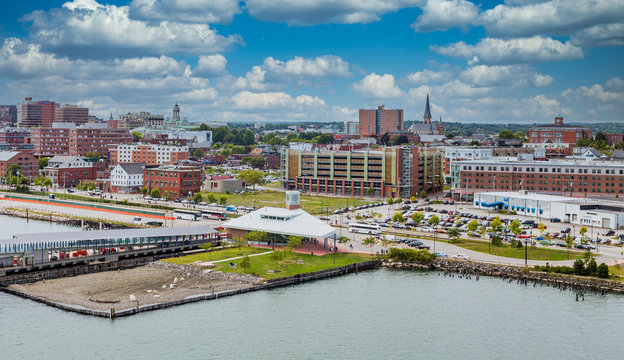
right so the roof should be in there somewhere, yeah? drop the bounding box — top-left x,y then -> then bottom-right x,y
475,191 -> 581,203
423,94 -> 432,120
117,163 -> 145,175
6,225 -> 218,243
223,207 -> 336,238
0,151 -> 20,161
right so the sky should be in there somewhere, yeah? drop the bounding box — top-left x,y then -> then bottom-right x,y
0,0 -> 623,125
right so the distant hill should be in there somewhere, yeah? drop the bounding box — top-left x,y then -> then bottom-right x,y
402,121 -> 624,137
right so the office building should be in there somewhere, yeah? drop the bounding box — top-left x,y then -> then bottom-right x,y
109,143 -> 189,166
143,164 -> 202,199
17,98 -> 56,127
358,106 -> 403,136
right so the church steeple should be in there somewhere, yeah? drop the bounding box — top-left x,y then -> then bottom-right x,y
423,94 -> 432,124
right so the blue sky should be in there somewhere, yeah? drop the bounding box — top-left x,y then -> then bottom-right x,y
0,0 -> 623,124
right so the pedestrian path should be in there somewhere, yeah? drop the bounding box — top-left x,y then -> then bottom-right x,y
210,251 -> 273,263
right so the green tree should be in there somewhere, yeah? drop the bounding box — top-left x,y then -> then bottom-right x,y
396,196 -> 403,203
141,186 -> 148,195
579,226 -> 588,243
193,193 -> 203,203
131,131 -> 143,141
239,255 -> 251,273
538,222 -> 546,236
6,164 -> 20,182
85,151 -> 101,160
337,236 -> 350,250
270,250 -> 283,266
565,234 -> 574,260
489,216 -> 503,233
596,263 -> 609,278
412,211 -> 424,224
446,227 -> 461,243
410,196 -> 416,202
219,195 -> 227,205
467,219 -> 479,232
206,193 -> 217,203
245,230 -> 267,244
418,189 -> 427,199
387,197 -> 394,205
362,236 -> 377,253
39,157 -> 49,169
315,133 -> 335,144
573,259 -> 585,275
238,169 -> 266,189
200,242 -> 215,260
287,235 -> 303,257
233,236 -> 248,252
150,188 -> 160,199
510,220 -> 522,236
499,129 -> 515,139
392,212 -> 405,223
585,258 -> 598,276
428,214 -> 440,228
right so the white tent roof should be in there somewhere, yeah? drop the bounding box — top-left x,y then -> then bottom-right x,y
223,207 -> 336,239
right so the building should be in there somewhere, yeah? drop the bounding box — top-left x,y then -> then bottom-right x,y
0,151 -> 38,179
0,105 -> 17,125
17,98 -> 57,128
117,112 -> 165,129
528,117 -> 592,145
44,155 -> 96,188
458,158 -> 624,198
358,105 -> 403,137
0,128 -> 30,145
282,146 -> 444,198
605,133 -> 624,146
524,142 -> 573,159
473,191 -> 624,230
223,191 -> 337,249
203,175 -> 245,193
109,143 -> 189,166
248,144 -> 280,169
32,123 -> 132,157
54,104 -> 89,125
409,94 -> 443,135
143,164 -> 202,199
109,163 -> 144,194
141,129 -> 212,149
345,121 -> 358,135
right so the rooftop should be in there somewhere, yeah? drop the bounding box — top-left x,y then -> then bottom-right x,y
223,207 -> 336,238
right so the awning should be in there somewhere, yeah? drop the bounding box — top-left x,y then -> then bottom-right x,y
481,201 -> 503,207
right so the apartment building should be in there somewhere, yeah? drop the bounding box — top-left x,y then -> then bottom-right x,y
55,104 -> 89,125
44,155 -> 96,188
281,146 -> 444,198
458,158 -> 624,197
528,117 -> 592,145
17,98 -> 56,127
32,123 -> 132,157
143,164 -> 202,199
358,106 -> 403,137
0,151 -> 38,178
108,143 -> 189,166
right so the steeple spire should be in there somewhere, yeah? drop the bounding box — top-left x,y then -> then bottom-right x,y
423,93 -> 432,124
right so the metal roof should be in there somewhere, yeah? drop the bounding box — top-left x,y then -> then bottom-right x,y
7,226 -> 218,243
0,151 -> 20,161
223,207 -> 336,238
117,163 -> 145,175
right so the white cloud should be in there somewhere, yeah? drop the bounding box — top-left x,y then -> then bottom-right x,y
406,68 -> 455,85
432,36 -> 584,65
480,0 -> 624,38
351,73 -> 404,99
532,73 -> 554,87
0,38 -> 71,77
245,0 -> 418,26
232,66 -> 269,91
459,64 -> 552,87
570,22 -> 624,48
23,0 -> 242,59
194,54 -> 227,77
412,0 -> 479,32
231,91 -> 326,112
263,55 -> 351,79
129,0 -> 241,24
435,80 -> 491,98
606,77 -> 624,91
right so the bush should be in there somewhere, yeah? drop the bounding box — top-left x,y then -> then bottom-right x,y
491,234 -> 503,247
585,258 -> 598,276
388,247 -> 436,263
573,259 -> 585,275
596,263 -> 609,278
534,264 -> 573,275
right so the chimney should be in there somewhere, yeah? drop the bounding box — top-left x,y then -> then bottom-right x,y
285,191 -> 300,210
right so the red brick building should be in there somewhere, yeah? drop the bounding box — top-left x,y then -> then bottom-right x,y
0,128 -> 30,144
31,126 -> 71,156
143,165 -> 202,199
0,151 -> 38,179
44,156 -> 96,188
358,105 -> 403,137
17,98 -> 57,128
528,117 -> 592,144
55,104 -> 89,126
605,133 -> 624,146
32,124 -> 132,157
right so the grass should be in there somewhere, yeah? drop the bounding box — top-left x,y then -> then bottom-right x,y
203,189 -> 374,215
162,246 -> 269,265
608,264 -> 624,282
162,246 -> 375,279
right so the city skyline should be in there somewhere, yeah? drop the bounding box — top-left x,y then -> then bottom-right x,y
0,0 -> 623,124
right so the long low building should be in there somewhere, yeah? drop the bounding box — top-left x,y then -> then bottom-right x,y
473,191 -> 624,229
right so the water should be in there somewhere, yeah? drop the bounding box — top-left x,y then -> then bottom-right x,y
2,217 -> 624,359
0,214 -> 77,244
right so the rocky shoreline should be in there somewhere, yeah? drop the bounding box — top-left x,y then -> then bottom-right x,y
0,207 -> 131,230
382,258 -> 624,295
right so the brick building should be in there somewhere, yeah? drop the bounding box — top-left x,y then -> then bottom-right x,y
0,105 -> 17,125
55,104 -> 89,125
458,158 -> 624,197
528,117 -> 592,144
17,98 -> 57,128
44,155 -> 96,188
605,133 -> 624,146
143,165 -> 202,199
108,143 -> 189,166
32,123 -> 132,157
0,128 -> 30,145
282,146 -> 444,198
31,125 -> 71,156
358,105 -> 403,137
0,151 -> 38,179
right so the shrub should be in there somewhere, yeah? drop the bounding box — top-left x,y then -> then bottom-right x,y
573,259 -> 585,275
491,234 -> 503,247
585,258 -> 598,276
596,263 -> 609,278
388,247 -> 436,263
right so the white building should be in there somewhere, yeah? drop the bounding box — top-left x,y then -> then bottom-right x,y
112,143 -> 189,165
109,163 -> 144,193
446,147 -> 493,188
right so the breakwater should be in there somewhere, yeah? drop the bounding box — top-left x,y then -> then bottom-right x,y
1,260 -> 380,319
382,258 -> 624,295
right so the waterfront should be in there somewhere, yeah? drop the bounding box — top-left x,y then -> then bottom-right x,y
0,215 -> 77,244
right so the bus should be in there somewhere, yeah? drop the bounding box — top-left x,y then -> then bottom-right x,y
173,209 -> 201,221
348,222 -> 381,235
202,209 -> 228,220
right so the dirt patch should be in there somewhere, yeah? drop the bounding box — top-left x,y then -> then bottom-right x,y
9,262 -> 264,312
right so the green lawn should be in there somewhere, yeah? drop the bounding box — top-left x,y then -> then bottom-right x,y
608,265 -> 624,281
206,190 -> 374,215
162,246 -> 269,265
213,251 -> 375,279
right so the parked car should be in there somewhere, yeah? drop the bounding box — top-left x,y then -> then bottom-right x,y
434,252 -> 448,258
550,218 -> 561,223
603,230 -> 615,236
453,254 -> 470,260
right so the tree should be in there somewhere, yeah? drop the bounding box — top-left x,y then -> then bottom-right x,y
315,133 -> 334,144
467,219 -> 479,232
198,123 -> 209,131
573,259 -> 585,275
6,164 -> 20,181
446,227 -> 461,243
565,234 -> 574,260
469,140 -> 481,146
396,196 -> 403,203
131,131 -> 143,141
410,196 -> 416,202
39,157 -> 49,169
219,195 -> 227,205
337,236 -> 350,250
418,189 -> 427,199
362,236 -> 377,253
206,193 -> 217,203
579,226 -> 588,243
245,230 -> 267,244
392,212 -> 405,223
538,222 -> 546,237
85,151 -> 101,160
509,220 -> 522,236
239,255 -> 251,273
428,214 -> 440,228
200,242 -> 215,260
33,175 -> 52,188
489,217 -> 503,233
387,197 -> 394,205
193,193 -> 203,203
287,235 -> 303,257
499,129 -> 515,139
585,258 -> 598,276
192,148 -> 205,159
233,236 -> 248,252
596,263 -> 609,278
150,188 -> 160,199
412,211 -> 424,224
141,186 -> 148,195
270,250 -> 283,266
238,169 -> 266,189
